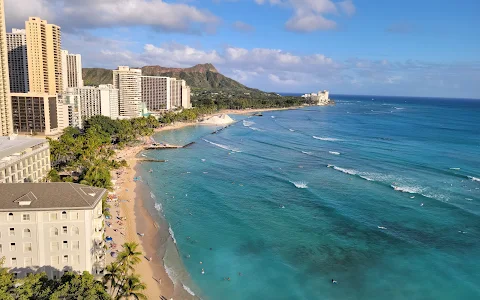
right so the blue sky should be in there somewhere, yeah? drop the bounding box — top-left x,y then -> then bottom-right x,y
5,0 -> 480,98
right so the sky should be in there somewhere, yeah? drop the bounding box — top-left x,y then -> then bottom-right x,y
4,0 -> 480,98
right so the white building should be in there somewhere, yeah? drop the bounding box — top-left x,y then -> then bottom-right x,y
0,183 -> 107,279
302,90 -> 330,105
113,66 -> 142,118
6,29 -> 29,93
0,135 -> 50,183
0,0 -> 13,136
61,50 -> 83,92
66,85 -> 119,123
170,79 -> 191,109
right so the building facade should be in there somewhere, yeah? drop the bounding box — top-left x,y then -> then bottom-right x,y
6,29 -> 29,93
61,50 -> 82,91
62,92 -> 82,128
67,85 -> 119,122
25,17 -> 62,95
10,92 -> 61,136
0,183 -> 106,279
0,0 -> 12,136
0,136 -> 50,183
301,90 -> 330,105
113,66 -> 142,118
141,76 -> 171,111
170,79 -> 191,109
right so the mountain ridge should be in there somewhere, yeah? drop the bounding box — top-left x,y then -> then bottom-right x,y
82,64 -> 257,92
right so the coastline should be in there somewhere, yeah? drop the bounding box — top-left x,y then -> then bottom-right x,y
107,106 -> 303,299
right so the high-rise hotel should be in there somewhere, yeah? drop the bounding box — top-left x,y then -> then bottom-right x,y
6,29 -> 28,93
113,66 -> 142,118
0,0 -> 12,136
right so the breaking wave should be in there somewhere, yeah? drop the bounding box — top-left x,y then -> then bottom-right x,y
313,136 -> 342,141
289,129 -> 295,132
468,176 -> 480,182
301,151 -> 313,155
329,151 -> 341,155
150,191 -> 156,199
390,185 -> 424,194
154,202 -> 162,212
250,127 -> 264,132
243,120 -> 255,127
168,225 -> 177,244
183,284 -> 196,296
290,181 -> 308,188
203,139 -> 241,152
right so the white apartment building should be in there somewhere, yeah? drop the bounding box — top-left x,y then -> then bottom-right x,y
0,183 -> 107,279
0,135 -> 50,183
61,50 -> 83,91
113,66 -> 142,118
0,0 -> 12,136
67,85 -> 119,122
6,29 -> 29,93
141,76 -> 171,111
62,92 -> 82,128
170,78 -> 191,109
302,90 -> 330,105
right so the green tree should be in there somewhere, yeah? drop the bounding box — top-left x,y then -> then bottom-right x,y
50,271 -> 110,300
115,274 -> 147,300
0,257 -> 14,300
103,262 -> 122,295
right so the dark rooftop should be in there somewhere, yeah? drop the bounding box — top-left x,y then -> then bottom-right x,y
0,183 -> 106,211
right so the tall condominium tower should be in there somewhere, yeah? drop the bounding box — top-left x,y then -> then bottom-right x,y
25,17 -> 62,94
0,0 -> 12,136
113,66 -> 142,118
61,50 -> 83,91
141,76 -> 171,111
6,29 -> 29,93
170,79 -> 191,109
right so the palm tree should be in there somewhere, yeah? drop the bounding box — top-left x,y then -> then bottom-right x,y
115,274 -> 147,300
113,242 -> 143,298
103,262 -> 122,294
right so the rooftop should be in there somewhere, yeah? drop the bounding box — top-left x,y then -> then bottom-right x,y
0,136 -> 48,159
0,183 -> 106,211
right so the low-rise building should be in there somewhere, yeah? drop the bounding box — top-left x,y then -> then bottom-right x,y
302,90 -> 330,105
0,183 -> 107,279
0,135 -> 50,183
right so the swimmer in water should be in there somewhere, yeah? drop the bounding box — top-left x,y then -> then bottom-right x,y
201,269 -> 205,274
420,203 -> 424,206
332,279 -> 338,284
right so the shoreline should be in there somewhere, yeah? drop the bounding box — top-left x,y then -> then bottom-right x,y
107,106 -> 303,299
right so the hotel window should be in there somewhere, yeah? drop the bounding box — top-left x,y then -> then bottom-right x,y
51,242 -> 59,251
51,227 -> 59,236
9,228 -> 14,236
0,244 -> 2,253
10,243 -> 16,251
72,241 -> 79,250
62,241 -> 68,249
61,211 -> 67,220
72,226 -> 79,235
7,213 -> 13,221
71,212 -> 79,220
24,257 -> 32,267
11,258 -> 17,267
74,255 -> 80,265
50,213 -> 57,221
51,256 -> 60,265
22,214 -> 30,221
62,226 -> 68,234
23,229 -> 31,238
63,255 -> 69,264
24,243 -> 32,252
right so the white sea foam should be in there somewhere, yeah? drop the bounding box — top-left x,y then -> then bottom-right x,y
465,198 -> 473,201
313,136 -> 341,142
394,107 -> 405,110
154,202 -> 162,212
182,284 -> 196,296
328,165 -> 358,176
449,167 -> 461,170
301,151 -> 313,155
168,225 -> 177,244
391,185 -> 424,194
378,226 -> 387,230
164,265 -> 177,283
150,191 -> 156,199
468,176 -> 480,182
250,127 -> 264,132
203,139 -> 241,152
329,151 -> 341,155
201,159 -> 206,162
289,129 -> 295,132
243,120 -> 255,127
271,116 -> 275,119
290,181 -> 308,189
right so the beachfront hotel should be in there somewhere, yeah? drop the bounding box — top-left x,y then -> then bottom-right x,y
61,50 -> 83,92
66,84 -> 119,122
0,183 -> 107,279
141,75 -> 171,111
302,90 -> 330,105
25,17 -> 62,95
0,135 -> 50,183
170,78 -> 192,109
10,92 -> 66,136
0,0 -> 12,136
6,29 -> 29,93
113,66 -> 142,118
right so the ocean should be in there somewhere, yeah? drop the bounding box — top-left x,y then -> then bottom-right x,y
139,95 -> 480,300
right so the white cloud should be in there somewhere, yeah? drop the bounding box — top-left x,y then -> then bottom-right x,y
4,0 -> 220,33
255,0 -> 355,32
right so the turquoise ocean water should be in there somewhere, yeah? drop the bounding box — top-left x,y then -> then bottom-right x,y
139,95 -> 480,300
